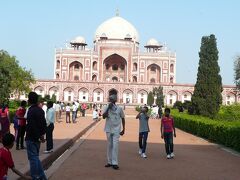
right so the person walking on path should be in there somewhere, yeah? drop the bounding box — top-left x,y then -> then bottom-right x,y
161,108 -> 176,159
0,105 -> 10,142
102,94 -> 125,170
72,102 -> 78,123
44,101 -> 55,154
75,100 -> 80,118
136,106 -> 150,158
158,106 -> 163,119
81,103 -> 87,117
65,103 -> 71,123
16,100 -> 27,150
92,109 -> 99,121
54,101 -> 61,123
25,92 -> 47,180
0,133 -> 31,180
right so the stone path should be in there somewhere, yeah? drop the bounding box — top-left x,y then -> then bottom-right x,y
49,118 -> 240,180
3,115 -> 95,179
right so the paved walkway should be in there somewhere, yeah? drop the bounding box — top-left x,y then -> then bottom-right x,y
49,118 -> 240,180
2,115 -> 95,179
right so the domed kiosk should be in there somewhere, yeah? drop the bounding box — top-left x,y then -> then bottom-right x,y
70,36 -> 87,50
145,38 -> 163,52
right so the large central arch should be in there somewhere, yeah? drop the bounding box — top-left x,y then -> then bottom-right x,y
69,61 -> 83,81
103,54 -> 127,83
147,64 -> 161,83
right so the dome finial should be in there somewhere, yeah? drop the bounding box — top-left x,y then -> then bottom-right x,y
116,8 -> 119,16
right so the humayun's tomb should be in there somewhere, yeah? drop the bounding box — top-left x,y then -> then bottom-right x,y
31,14 -> 238,106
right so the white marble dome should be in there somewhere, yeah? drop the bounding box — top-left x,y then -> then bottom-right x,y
94,16 -> 139,42
71,36 -> 86,44
146,38 -> 160,46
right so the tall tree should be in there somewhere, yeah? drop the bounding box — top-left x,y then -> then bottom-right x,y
0,50 -> 15,103
234,55 -> 240,90
153,86 -> 164,107
147,91 -> 154,106
0,50 -> 35,103
192,34 -> 222,118
11,67 -> 35,99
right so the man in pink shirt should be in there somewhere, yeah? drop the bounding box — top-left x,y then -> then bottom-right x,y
161,108 -> 176,159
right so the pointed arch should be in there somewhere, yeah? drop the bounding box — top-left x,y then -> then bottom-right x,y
147,64 -> 161,83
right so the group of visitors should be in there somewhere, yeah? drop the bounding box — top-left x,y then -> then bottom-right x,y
136,106 -> 176,159
65,102 -> 87,123
0,95 -> 93,179
1,91 -> 177,178
0,92 -> 52,179
102,94 -> 176,171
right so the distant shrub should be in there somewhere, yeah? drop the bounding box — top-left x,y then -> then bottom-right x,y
183,100 -> 192,109
173,101 -> 183,109
135,105 -> 141,112
215,104 -> 240,121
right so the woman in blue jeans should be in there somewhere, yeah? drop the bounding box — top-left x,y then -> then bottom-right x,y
136,106 -> 150,158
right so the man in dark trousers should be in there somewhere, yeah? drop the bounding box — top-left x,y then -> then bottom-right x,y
25,92 -> 47,180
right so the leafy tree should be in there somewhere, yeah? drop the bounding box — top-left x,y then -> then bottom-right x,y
0,50 -> 35,103
147,91 -> 154,105
0,51 -> 16,104
11,67 -> 35,99
234,55 -> 240,90
152,86 -> 164,107
192,34 -> 222,118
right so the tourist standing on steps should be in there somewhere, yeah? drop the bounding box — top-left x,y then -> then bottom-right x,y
136,106 -> 150,158
25,92 -> 47,180
102,94 -> 125,170
161,108 -> 176,159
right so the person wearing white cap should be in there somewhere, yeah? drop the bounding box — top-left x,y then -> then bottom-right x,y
103,94 -> 125,170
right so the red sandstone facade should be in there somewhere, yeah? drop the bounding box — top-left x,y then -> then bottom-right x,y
32,15 -> 238,105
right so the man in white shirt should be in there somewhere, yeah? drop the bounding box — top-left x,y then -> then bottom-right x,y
42,102 -> 47,118
54,101 -> 61,123
102,94 -> 125,170
74,100 -> 80,118
72,102 -> 78,123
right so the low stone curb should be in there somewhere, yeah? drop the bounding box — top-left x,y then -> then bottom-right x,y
18,120 -> 98,180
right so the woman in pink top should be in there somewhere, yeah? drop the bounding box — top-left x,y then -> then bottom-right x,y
161,108 -> 176,159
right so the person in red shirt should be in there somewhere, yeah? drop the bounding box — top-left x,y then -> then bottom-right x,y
0,105 -> 10,142
81,103 -> 87,117
0,133 -> 31,179
161,108 -> 176,159
16,101 -> 27,150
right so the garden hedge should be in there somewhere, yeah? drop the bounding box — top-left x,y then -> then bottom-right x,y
172,111 -> 240,152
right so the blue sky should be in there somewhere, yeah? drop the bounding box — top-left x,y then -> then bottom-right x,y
0,0 -> 239,85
